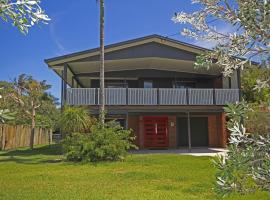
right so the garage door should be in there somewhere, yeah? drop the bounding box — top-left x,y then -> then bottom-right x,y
177,117 -> 209,147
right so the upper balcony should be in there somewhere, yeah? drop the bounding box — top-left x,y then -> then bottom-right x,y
66,88 -> 240,106
45,34 -> 242,108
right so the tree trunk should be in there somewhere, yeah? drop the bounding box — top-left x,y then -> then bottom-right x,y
29,104 -> 35,149
99,0 -> 105,124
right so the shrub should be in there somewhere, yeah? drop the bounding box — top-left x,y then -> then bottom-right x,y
59,106 -> 95,134
214,102 -> 270,196
62,121 -> 136,162
246,105 -> 270,135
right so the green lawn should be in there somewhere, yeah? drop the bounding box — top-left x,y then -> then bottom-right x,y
0,145 -> 269,200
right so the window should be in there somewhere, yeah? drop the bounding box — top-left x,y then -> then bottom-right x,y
174,81 -> 195,89
105,81 -> 127,88
144,81 -> 153,88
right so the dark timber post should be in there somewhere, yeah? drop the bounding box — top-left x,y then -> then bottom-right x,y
72,77 -> 75,88
126,87 -> 129,105
186,88 -> 189,105
187,112 -> 192,152
213,88 -> 216,105
157,88 -> 160,105
61,69 -> 64,110
63,64 -> 68,105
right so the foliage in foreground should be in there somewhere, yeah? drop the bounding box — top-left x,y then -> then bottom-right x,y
173,0 -> 270,90
0,0 -> 50,34
59,106 -> 96,134
214,102 -> 270,196
62,121 -> 136,162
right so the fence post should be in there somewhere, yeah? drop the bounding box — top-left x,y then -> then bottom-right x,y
49,129 -> 53,145
0,125 -> 3,150
1,125 -> 6,150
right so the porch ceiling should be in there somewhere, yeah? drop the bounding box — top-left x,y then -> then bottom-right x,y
51,57 -> 221,87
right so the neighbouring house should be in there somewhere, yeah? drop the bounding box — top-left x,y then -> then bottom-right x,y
45,35 -> 240,149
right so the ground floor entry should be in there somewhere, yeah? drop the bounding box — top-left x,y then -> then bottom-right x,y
111,112 -> 228,149
143,116 -> 168,148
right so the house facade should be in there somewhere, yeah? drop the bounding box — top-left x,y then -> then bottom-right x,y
45,35 -> 240,149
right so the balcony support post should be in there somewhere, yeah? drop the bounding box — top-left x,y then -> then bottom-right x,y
126,88 -> 129,105
157,88 -> 160,105
60,69 -> 64,110
95,88 -> 99,105
186,89 -> 189,105
71,76 -> 75,88
213,89 -> 216,105
62,64 -> 68,106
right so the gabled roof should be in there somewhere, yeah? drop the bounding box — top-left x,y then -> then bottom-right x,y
45,34 -> 210,66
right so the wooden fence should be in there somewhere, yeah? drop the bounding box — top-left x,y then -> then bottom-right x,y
0,125 -> 52,150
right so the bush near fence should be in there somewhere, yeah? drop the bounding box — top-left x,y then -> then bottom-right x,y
0,125 -> 52,150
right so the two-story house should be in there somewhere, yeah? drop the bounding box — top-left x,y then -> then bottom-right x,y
45,35 -> 240,150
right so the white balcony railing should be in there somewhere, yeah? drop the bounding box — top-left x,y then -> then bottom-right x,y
128,88 -> 158,105
66,88 -> 240,106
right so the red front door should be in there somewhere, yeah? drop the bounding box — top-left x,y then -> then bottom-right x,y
144,116 -> 168,148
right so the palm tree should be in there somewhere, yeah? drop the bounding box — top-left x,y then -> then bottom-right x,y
98,0 -> 105,124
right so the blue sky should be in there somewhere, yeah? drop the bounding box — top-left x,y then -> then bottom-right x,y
0,0 -> 220,101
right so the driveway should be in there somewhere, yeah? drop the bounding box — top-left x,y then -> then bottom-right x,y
130,148 -> 228,157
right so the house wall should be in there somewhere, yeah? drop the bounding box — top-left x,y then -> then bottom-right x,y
127,113 -> 227,149
128,115 -> 140,147
208,113 -> 228,148
222,71 -> 239,89
75,42 -> 198,62
168,116 -> 177,148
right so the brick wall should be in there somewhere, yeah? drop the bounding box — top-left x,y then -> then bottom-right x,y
208,113 -> 228,148
128,115 -> 140,147
138,116 -> 145,149
168,116 -> 177,148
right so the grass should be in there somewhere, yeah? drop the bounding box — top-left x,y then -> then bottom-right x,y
0,145 -> 269,200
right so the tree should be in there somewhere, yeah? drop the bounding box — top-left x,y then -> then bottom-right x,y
0,0 -> 50,34
8,74 -> 55,149
172,0 -> 270,89
97,0 -> 105,124
0,85 -> 15,123
0,109 -> 15,123
242,67 -> 270,105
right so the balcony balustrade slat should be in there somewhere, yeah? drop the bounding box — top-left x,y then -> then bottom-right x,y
188,89 -> 214,105
159,89 -> 187,105
215,89 -> 239,105
128,89 -> 157,105
66,88 -> 96,105
66,88 -> 239,106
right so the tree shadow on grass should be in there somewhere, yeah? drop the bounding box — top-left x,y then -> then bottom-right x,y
0,144 -> 63,157
0,144 -> 64,165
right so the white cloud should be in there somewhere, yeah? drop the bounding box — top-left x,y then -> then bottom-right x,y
49,13 -> 70,56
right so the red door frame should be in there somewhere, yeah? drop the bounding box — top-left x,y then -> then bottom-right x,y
143,116 -> 169,148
